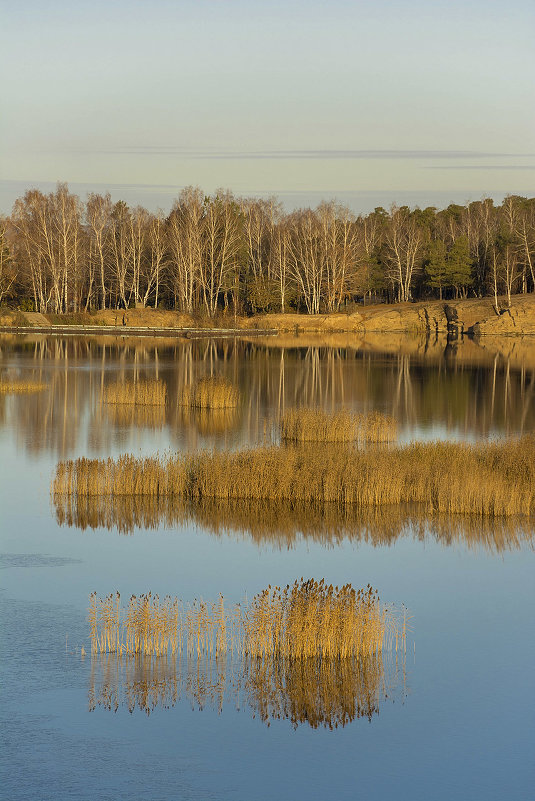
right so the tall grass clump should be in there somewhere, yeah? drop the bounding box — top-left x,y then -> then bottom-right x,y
0,379 -> 47,394
180,376 -> 239,409
53,435 -> 535,517
88,580 -> 404,659
104,379 -> 167,406
53,454 -> 186,498
280,408 -> 397,444
240,579 -> 397,659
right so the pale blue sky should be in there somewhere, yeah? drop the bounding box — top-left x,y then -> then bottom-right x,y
1,0 -> 534,213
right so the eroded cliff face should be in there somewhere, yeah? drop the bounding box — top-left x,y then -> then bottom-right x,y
359,296 -> 535,337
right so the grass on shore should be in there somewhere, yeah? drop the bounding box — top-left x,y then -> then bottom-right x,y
280,408 -> 397,443
54,436 -> 535,517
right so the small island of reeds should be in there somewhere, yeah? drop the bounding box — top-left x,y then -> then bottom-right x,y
53,435 -> 535,517
103,378 -> 167,406
280,408 -> 397,443
88,580 -> 403,658
86,580 -> 408,728
0,379 -> 47,394
180,376 -> 239,409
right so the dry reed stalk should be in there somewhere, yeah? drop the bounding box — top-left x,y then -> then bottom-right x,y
54,435 -> 535,517
103,379 -> 167,406
0,379 -> 47,394
180,376 -> 239,409
280,408 -> 397,444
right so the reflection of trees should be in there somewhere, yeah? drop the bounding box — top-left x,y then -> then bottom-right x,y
88,651 -> 405,729
2,336 -> 534,455
55,494 -> 533,553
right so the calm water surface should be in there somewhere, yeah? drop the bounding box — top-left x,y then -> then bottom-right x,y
1,334 -> 534,801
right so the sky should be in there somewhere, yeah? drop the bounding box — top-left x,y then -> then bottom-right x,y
1,0 -> 534,214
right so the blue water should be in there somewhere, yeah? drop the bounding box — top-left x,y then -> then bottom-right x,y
1,336 -> 534,801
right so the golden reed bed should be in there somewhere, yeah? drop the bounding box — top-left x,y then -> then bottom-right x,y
53,436 -> 535,517
0,379 -> 47,394
87,579 -> 408,728
88,580 -> 403,659
103,379 -> 167,406
180,376 -> 240,409
280,408 -> 397,443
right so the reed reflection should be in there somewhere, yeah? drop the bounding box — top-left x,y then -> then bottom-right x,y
54,494 -> 534,553
88,652 -> 405,728
1,335 -> 534,455
88,654 -> 407,729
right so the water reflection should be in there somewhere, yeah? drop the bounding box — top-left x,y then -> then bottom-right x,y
54,494 -> 534,553
0,334 -> 534,456
88,651 -> 406,729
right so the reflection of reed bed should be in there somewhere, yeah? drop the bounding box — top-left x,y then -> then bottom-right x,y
54,493 -> 534,552
103,379 -> 167,406
88,581 -> 404,659
105,403 -> 165,429
178,404 -> 240,435
180,376 -> 239,409
54,436 -> 535,517
54,493 -> 185,533
280,408 -> 397,443
185,498 -> 535,553
243,654 -> 386,728
88,651 -> 403,728
0,379 -> 47,394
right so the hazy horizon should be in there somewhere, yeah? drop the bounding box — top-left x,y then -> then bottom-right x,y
2,0 -> 534,216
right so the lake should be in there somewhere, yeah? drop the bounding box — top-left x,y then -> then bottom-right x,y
1,333 -> 534,801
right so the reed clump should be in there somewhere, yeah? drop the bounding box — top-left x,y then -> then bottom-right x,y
54,435 -> 535,517
104,379 -> 167,406
0,379 -> 47,394
54,454 -> 187,498
280,408 -> 397,443
88,580 -> 403,660
180,376 -> 239,409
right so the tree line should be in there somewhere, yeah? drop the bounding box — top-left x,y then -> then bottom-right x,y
0,184 -> 533,315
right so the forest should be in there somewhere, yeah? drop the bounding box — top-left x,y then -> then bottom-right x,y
0,185 -> 533,316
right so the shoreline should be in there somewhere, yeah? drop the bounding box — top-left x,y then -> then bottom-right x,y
1,295 -> 534,340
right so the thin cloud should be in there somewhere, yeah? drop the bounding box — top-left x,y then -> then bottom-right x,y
427,165 -> 535,170
63,147 -> 534,160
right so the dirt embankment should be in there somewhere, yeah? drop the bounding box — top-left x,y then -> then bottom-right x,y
246,296 -> 535,337
2,295 -> 534,338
